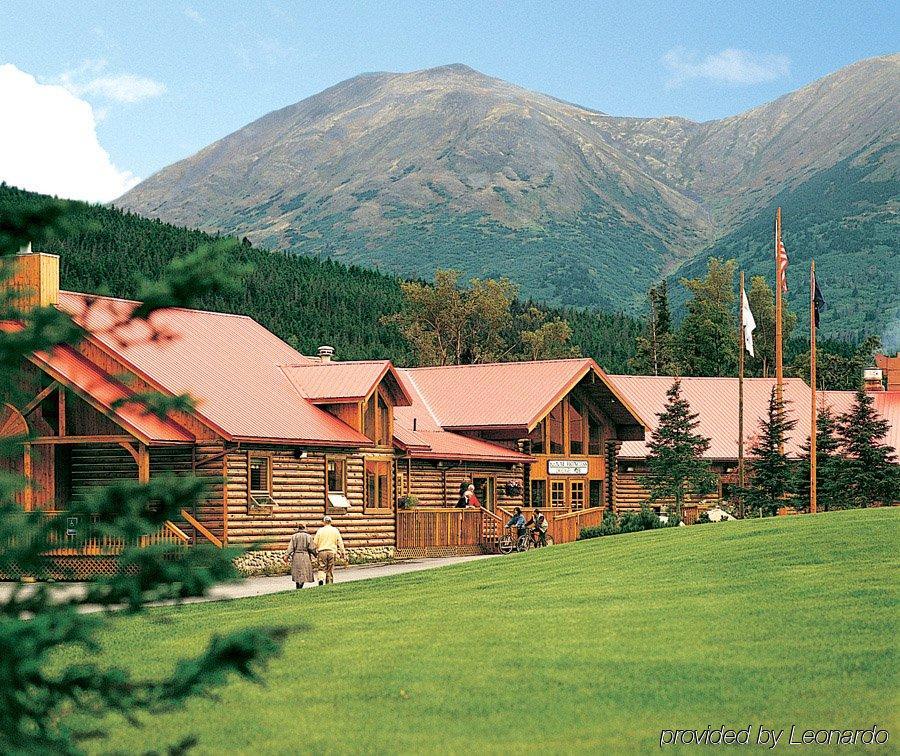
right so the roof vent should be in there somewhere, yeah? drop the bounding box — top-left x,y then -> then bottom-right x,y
317,345 -> 335,363
863,368 -> 884,393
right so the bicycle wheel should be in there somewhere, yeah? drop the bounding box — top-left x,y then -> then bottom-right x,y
498,535 -> 514,554
544,534 -> 555,547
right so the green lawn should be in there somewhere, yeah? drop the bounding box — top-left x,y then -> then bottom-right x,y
93,509 -> 898,753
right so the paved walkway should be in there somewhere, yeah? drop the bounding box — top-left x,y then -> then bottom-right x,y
1,554 -> 496,611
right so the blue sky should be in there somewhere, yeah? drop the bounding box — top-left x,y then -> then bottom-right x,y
0,0 -> 896,200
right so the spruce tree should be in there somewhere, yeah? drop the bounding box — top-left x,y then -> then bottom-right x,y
744,387 -> 798,516
797,405 -> 845,511
837,388 -> 899,507
641,379 -> 717,519
630,282 -> 676,375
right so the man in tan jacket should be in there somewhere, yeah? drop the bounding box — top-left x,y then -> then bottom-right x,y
313,516 -> 346,585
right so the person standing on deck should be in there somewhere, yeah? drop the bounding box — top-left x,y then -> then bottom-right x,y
464,483 -> 481,508
286,523 -> 316,589
313,516 -> 346,585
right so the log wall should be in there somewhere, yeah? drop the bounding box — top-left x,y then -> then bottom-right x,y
224,446 -> 395,550
396,459 -> 525,510
615,462 -> 723,513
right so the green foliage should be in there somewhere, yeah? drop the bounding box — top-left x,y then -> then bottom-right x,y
579,509 -> 621,539
0,201 -> 282,753
630,281 -> 677,375
745,275 -> 797,378
0,185 -> 642,372
836,389 -> 899,507
579,505 -> 680,539
675,258 -> 739,376
744,388 -> 799,516
641,379 -> 717,519
796,406 -> 846,512
790,335 -> 882,391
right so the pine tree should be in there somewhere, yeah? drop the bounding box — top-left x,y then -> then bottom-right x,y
675,258 -> 738,376
641,379 -> 717,519
797,405 -> 845,511
837,388 -> 899,507
744,387 -> 798,516
630,282 -> 676,375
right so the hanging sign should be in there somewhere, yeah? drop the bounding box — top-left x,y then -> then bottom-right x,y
66,517 -> 78,537
547,460 -> 588,476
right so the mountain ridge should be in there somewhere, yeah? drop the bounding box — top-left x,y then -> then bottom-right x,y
117,54 -> 899,338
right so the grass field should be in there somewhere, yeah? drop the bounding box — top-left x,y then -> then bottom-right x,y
90,509 -> 898,753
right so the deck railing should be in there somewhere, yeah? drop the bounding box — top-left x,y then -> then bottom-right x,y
14,511 -> 190,556
396,507 -> 485,551
497,506 -> 606,544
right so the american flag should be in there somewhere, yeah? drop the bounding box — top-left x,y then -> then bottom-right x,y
777,236 -> 788,292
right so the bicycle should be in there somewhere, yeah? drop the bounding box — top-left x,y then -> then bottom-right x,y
498,526 -> 551,554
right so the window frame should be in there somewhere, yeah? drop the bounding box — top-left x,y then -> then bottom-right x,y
325,455 -> 350,510
549,480 -> 565,508
568,396 -> 585,455
570,480 -> 585,510
365,458 -> 393,512
247,451 -> 273,497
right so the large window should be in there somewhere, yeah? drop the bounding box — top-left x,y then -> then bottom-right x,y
570,480 -> 585,510
588,413 -> 605,456
568,397 -> 585,455
548,403 -> 564,454
530,480 -> 546,508
365,460 -> 392,510
550,480 -> 565,508
326,457 -> 349,509
589,480 -> 603,508
364,391 -> 392,447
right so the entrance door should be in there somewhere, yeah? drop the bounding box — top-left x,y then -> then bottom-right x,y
472,476 -> 495,511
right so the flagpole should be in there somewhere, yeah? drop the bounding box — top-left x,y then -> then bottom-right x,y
775,207 -> 784,455
738,270 -> 745,518
810,260 -> 817,514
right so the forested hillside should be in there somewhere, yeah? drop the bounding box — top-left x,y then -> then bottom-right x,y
0,184 -> 641,370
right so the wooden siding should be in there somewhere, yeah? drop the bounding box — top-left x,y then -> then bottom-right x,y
224,446 -> 395,550
615,462 -> 723,513
396,459 -> 525,510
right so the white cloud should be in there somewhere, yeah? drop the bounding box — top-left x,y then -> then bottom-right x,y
183,5 -> 204,23
0,64 -> 140,203
57,60 -> 166,103
664,48 -> 790,88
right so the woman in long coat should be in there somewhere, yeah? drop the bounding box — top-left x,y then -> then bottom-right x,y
286,523 -> 316,589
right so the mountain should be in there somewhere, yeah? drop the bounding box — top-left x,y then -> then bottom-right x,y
116,56 -> 900,340
0,184 -> 642,371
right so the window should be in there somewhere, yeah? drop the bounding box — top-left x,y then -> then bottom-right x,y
249,456 -> 271,494
569,397 -> 585,455
588,413 -> 604,456
530,480 -> 546,508
326,457 -> 349,509
569,480 -> 585,510
364,396 -> 376,441
377,393 -> 391,446
548,403 -> 564,454
589,480 -> 603,508
527,419 -> 545,454
365,460 -> 392,510
550,480 -> 565,508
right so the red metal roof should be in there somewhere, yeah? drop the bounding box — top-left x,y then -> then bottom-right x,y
281,361 -> 411,406
394,370 -> 532,463
610,375 -> 814,460
30,344 -> 194,444
400,359 -> 646,433
57,291 -> 371,446
822,390 -> 900,455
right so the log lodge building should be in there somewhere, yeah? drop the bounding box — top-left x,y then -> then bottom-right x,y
5,252 -> 896,565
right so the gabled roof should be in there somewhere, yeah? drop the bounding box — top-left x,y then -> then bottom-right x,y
821,390 -> 900,455
56,291 -> 371,447
281,361 -> 411,406
399,358 -> 646,437
393,369 -> 532,464
609,375 -> 813,460
29,344 -> 195,444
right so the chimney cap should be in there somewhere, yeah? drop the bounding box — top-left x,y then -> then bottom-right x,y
317,345 -> 335,362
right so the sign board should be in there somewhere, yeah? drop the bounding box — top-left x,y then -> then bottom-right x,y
66,517 -> 78,537
547,460 -> 589,476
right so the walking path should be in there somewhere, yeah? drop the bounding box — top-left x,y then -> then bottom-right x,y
1,554 -> 496,611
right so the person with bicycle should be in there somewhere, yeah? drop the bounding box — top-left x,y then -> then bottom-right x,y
506,507 -> 527,540
527,508 -> 549,547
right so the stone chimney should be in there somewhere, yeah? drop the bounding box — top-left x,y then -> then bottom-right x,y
6,251 -> 60,309
317,345 -> 335,363
863,368 -> 884,393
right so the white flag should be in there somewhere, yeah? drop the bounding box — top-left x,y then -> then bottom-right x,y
741,288 -> 756,357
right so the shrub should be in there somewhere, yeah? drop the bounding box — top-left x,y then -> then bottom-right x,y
580,510 -> 620,540
397,494 -> 419,510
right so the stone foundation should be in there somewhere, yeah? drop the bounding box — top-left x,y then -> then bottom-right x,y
234,546 -> 398,577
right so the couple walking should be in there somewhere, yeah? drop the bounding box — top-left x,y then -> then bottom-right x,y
286,516 -> 346,589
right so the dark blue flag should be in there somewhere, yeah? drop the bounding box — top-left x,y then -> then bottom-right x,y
813,277 -> 826,327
